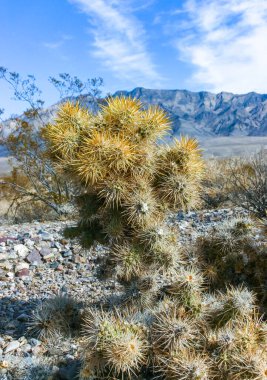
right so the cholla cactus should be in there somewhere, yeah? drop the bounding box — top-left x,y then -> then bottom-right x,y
44,97 -> 203,249
228,352 -> 267,380
211,286 -> 256,328
195,216 -> 267,310
81,308 -> 148,378
151,306 -> 198,353
158,350 -> 211,380
42,98 -> 267,380
28,293 -> 81,340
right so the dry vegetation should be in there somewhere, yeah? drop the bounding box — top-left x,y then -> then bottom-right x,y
0,169 -> 71,222
202,150 -> 267,217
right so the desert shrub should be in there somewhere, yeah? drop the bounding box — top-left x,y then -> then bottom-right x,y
227,150 -> 267,218
0,169 -> 69,222
28,294 -> 82,341
0,67 -> 103,221
201,158 -> 233,208
39,97 -> 267,380
202,151 -> 267,217
0,126 -> 76,221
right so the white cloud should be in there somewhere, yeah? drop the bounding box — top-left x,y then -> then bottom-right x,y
173,0 -> 267,93
43,34 -> 73,50
69,0 -> 163,86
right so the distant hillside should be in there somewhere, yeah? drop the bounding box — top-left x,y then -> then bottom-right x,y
115,88 -> 267,137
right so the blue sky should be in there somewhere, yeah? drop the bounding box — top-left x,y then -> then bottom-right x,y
1,0 -> 267,117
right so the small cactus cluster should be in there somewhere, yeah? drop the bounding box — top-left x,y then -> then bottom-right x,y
77,287 -> 267,379
28,293 -> 81,341
195,217 -> 267,309
80,309 -> 148,379
41,98 -> 267,379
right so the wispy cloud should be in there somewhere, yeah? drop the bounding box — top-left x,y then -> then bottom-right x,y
43,41 -> 63,49
43,34 -> 73,50
69,0 -> 163,87
168,0 -> 267,93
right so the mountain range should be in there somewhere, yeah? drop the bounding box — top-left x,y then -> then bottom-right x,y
114,88 -> 267,138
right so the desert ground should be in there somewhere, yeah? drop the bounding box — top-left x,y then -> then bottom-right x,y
199,136 -> 267,157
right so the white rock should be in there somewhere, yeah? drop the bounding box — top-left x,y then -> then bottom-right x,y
4,340 -> 20,353
20,343 -> 32,353
13,244 -> 29,258
15,262 -> 29,272
24,239 -> 35,248
8,252 -> 18,260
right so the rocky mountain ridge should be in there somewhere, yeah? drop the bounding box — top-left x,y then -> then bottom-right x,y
114,87 -> 267,137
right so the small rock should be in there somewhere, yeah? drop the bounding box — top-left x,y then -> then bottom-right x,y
6,272 -> 14,279
23,232 -> 31,238
17,313 -> 29,322
13,244 -> 29,258
28,338 -> 41,347
15,262 -> 29,272
20,343 -> 32,353
73,255 -> 86,264
39,232 -> 53,241
63,250 -> 72,258
50,262 -> 59,269
65,353 -> 75,361
42,253 -> 55,262
7,252 -> 18,260
15,268 -> 30,278
24,239 -> 35,248
39,247 -> 51,257
26,250 -> 42,265
18,336 -> 27,344
53,241 -> 62,249
31,345 -> 42,355
0,253 -> 7,261
4,340 -> 20,353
